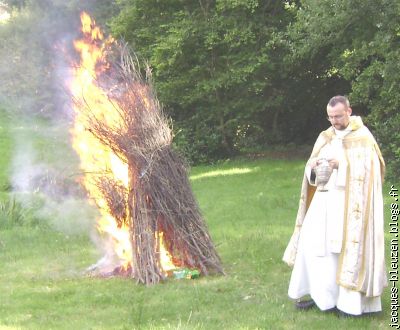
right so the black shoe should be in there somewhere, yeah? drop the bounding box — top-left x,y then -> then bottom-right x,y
337,310 -> 362,318
295,299 -> 315,310
324,307 -> 338,314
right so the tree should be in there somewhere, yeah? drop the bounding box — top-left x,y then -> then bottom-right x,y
0,5 -> 54,115
0,0 -> 118,117
111,0 -> 297,162
287,0 -> 400,179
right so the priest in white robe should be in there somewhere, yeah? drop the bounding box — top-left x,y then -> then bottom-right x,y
283,95 -> 386,316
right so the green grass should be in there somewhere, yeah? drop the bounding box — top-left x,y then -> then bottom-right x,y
0,110 -> 398,329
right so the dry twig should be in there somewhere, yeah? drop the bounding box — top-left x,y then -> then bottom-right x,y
76,43 -> 223,284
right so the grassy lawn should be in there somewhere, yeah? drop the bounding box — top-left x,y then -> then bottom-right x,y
0,109 -> 397,329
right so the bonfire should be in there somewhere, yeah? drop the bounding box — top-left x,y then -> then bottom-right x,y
69,12 -> 223,285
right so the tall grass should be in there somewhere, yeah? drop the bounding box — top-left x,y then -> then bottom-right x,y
0,197 -> 26,229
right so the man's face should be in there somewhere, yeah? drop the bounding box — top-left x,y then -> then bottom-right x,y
326,102 -> 352,130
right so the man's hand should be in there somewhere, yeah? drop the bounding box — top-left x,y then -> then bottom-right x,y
308,158 -> 319,169
327,158 -> 339,169
309,158 -> 339,170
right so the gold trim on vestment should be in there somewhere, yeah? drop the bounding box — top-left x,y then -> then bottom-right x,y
356,156 -> 374,291
284,116 -> 386,297
336,142 -> 351,286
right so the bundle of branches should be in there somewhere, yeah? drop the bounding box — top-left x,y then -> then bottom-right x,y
78,43 -> 223,285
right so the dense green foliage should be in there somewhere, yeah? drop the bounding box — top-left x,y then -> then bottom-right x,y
0,0 -> 398,178
0,6 -> 51,115
109,0 -> 399,177
110,1 -> 303,162
0,0 -> 117,117
287,0 -> 400,179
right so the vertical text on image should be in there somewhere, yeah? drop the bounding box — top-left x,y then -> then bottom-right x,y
390,185 -> 399,329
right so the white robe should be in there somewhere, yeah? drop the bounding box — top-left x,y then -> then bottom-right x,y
287,127 -> 382,315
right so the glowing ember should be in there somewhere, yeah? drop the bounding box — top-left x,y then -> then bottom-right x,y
69,12 -> 174,275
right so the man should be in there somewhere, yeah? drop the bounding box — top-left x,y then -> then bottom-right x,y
283,95 -> 386,316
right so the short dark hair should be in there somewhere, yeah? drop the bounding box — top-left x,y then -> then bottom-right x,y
327,95 -> 350,108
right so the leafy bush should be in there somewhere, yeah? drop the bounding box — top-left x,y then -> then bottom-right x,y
367,113 -> 400,181
172,120 -> 233,164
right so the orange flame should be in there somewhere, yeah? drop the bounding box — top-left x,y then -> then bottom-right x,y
70,12 -> 174,274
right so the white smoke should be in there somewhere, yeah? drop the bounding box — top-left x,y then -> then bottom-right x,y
9,119 -> 98,235
2,2 -> 120,274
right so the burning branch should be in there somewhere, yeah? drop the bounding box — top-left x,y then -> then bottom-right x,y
70,13 -> 223,284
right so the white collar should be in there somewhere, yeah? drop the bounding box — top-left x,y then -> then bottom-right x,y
334,125 -> 352,138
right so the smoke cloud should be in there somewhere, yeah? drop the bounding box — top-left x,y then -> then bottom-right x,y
0,1 -> 110,236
